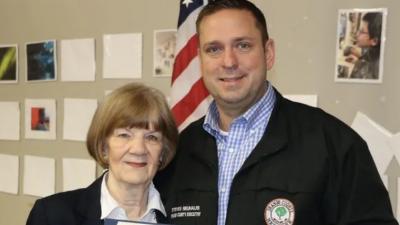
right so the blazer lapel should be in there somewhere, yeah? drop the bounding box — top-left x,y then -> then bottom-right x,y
154,209 -> 168,223
77,174 -> 104,225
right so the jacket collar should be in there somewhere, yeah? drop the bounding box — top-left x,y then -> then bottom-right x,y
191,89 -> 289,172
76,173 -> 104,225
189,119 -> 219,171
239,90 -> 288,171
155,209 -> 168,223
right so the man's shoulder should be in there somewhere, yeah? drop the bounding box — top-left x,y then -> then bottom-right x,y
180,116 -> 207,136
279,96 -> 362,140
281,97 -> 341,123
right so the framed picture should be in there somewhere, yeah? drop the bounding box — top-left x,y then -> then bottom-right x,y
25,99 -> 56,140
26,40 -> 57,82
153,29 -> 177,77
0,44 -> 18,83
334,8 -> 387,83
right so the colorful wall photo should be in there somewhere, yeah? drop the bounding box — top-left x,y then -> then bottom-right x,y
31,107 -> 50,131
153,29 -> 177,77
26,40 -> 57,82
0,45 -> 18,83
335,8 -> 387,83
25,99 -> 56,140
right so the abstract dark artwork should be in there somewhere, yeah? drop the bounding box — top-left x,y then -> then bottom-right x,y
31,107 -> 50,131
26,40 -> 56,81
0,45 -> 17,83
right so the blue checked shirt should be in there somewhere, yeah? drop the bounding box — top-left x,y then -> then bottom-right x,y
203,82 -> 276,225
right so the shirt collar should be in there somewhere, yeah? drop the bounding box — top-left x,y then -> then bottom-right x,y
241,83 -> 275,128
203,82 -> 275,134
100,172 -> 166,221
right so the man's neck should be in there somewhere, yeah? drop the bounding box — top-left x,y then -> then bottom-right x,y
216,83 -> 268,131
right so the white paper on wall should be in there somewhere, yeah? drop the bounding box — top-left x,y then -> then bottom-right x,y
103,33 -> 142,79
0,154 -> 19,194
62,158 -> 96,191
61,38 -> 96,82
0,101 -> 20,140
63,98 -> 97,141
23,155 -> 55,197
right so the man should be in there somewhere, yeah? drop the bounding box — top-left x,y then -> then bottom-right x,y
156,1 -> 397,225
348,12 -> 382,79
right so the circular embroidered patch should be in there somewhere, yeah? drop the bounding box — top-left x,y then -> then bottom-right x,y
264,198 -> 295,225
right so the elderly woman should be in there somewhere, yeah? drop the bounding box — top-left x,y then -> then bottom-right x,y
26,83 -> 178,225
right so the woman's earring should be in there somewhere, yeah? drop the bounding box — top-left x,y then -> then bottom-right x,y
159,151 -> 165,165
102,148 -> 108,159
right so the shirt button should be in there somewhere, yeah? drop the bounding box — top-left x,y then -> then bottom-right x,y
221,188 -> 226,193
228,148 -> 234,153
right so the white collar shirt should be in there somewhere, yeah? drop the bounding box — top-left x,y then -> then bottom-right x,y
100,172 -> 166,223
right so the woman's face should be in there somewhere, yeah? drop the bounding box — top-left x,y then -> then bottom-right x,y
106,125 -> 163,187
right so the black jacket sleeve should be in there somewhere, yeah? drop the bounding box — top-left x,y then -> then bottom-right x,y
337,139 -> 397,224
26,199 -> 48,225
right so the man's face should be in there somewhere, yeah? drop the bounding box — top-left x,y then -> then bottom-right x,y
356,21 -> 377,48
198,9 -> 275,114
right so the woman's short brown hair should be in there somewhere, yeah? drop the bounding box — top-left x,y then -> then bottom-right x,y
86,83 -> 178,170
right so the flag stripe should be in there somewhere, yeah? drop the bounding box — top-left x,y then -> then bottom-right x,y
171,35 -> 199,84
170,57 -> 201,106
178,96 -> 211,131
175,5 -> 202,53
172,78 -> 209,126
171,0 -> 210,131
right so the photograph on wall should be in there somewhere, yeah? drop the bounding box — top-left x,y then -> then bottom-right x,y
26,40 -> 57,82
335,8 -> 387,83
153,29 -> 177,77
0,44 -> 18,83
25,99 -> 56,140
31,107 -> 50,131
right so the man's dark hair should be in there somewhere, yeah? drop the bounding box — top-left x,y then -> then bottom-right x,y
196,0 -> 269,43
362,12 -> 382,60
362,12 -> 382,41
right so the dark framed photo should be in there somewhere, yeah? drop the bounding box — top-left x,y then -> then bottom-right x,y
0,44 -> 18,83
26,40 -> 57,82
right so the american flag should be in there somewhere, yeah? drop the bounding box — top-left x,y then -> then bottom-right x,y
171,0 -> 212,131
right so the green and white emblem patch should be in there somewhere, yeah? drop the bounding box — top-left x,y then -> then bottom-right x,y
264,198 -> 295,225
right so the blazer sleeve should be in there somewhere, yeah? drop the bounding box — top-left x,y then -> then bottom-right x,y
26,199 -> 48,225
